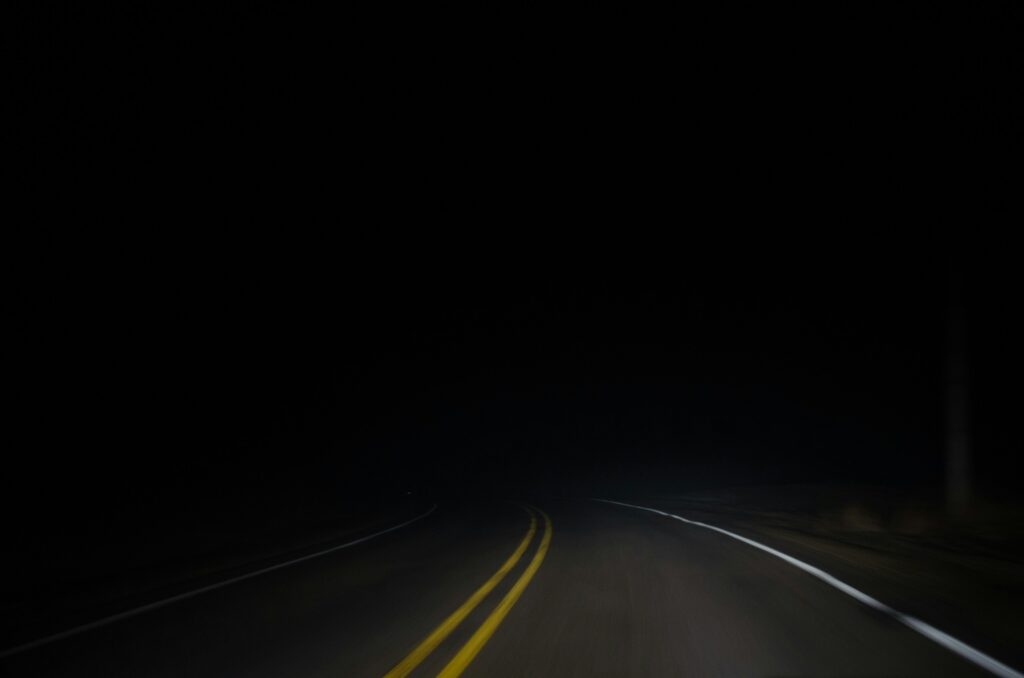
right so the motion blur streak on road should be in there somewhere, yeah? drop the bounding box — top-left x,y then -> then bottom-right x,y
1,500 -> 1015,677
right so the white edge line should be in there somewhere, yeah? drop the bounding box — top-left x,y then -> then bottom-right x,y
595,498 -> 1023,678
0,503 -> 438,659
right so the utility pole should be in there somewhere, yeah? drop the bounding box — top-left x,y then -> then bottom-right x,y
946,267 -> 971,519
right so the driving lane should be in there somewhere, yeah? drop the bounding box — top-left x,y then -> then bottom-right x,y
464,500 -> 989,677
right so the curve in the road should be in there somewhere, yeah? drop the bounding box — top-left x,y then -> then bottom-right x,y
598,499 -> 1023,678
384,506 -> 538,678
438,506 -> 553,678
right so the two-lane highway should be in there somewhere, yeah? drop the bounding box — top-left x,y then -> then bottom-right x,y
2,500 -> 1016,676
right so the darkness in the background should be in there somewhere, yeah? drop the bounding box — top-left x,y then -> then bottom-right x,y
8,252 -> 1020,508
6,0 -> 1021,580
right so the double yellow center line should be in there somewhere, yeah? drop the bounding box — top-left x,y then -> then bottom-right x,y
384,506 -> 552,678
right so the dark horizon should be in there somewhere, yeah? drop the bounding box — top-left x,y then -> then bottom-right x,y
8,250 -> 1022,514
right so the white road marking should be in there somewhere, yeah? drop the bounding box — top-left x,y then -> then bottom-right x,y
0,504 -> 438,659
597,499 -> 1022,678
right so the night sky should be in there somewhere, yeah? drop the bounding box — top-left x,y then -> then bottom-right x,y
8,0 -> 1021,582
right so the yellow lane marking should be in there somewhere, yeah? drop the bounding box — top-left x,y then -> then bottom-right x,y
383,508 -> 537,678
436,507 -> 552,678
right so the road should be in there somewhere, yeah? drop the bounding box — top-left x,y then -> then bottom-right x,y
1,500 -> 1013,677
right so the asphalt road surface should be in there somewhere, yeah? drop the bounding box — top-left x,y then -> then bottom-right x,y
1,500 -> 1014,677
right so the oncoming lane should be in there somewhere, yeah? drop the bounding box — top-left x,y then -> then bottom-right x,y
1,502 -> 533,678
